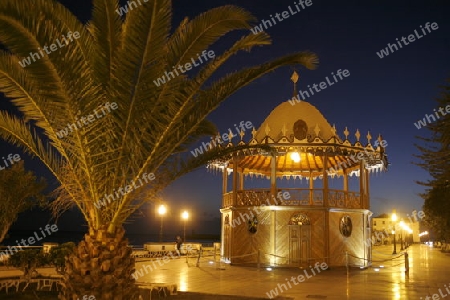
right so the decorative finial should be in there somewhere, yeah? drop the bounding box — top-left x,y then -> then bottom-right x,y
291,71 -> 299,97
366,131 -> 372,144
378,134 -> 383,147
344,127 -> 349,139
239,129 -> 245,140
355,129 -> 361,141
251,127 -> 257,139
228,129 -> 234,141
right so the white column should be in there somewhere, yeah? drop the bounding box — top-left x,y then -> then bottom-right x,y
232,156 -> 238,206
270,152 -> 277,201
359,160 -> 365,208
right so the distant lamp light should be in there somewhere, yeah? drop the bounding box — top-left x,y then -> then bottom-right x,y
290,152 -> 301,163
158,205 -> 167,215
391,209 -> 397,254
158,204 -> 167,242
181,210 -> 189,244
391,210 -> 397,222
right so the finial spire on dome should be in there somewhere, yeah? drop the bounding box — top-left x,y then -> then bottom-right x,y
291,71 -> 299,97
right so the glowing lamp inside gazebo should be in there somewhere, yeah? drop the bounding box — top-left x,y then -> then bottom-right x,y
290,152 -> 301,163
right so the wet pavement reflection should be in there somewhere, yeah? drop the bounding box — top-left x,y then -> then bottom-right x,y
133,244 -> 450,299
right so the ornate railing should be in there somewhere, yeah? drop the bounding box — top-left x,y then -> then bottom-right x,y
328,189 -> 362,208
222,188 -> 362,209
237,189 -> 272,206
223,192 -> 234,207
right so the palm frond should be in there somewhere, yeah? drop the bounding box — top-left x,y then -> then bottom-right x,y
0,0 -> 318,233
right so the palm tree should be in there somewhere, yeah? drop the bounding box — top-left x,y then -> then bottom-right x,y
0,161 -> 46,244
415,79 -> 450,240
0,0 -> 318,298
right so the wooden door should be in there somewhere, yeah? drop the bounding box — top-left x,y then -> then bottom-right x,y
289,225 -> 311,267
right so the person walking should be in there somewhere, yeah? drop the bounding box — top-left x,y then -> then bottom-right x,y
175,236 -> 183,257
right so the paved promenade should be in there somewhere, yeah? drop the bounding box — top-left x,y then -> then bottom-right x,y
1,244 -> 449,299
133,244 -> 450,299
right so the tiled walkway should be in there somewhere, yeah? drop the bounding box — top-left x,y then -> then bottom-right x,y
1,244 -> 449,299
134,244 -> 450,299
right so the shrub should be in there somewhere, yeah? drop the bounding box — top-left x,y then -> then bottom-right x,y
48,242 -> 75,274
9,249 -> 49,278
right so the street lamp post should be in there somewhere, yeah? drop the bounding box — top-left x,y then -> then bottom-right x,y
392,210 -> 397,255
407,229 -> 412,248
400,221 -> 404,251
158,204 -> 167,242
182,210 -> 189,243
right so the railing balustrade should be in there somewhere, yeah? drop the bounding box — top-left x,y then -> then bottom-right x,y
222,188 -> 362,209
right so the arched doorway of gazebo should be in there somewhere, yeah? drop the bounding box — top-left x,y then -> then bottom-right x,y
288,213 -> 311,267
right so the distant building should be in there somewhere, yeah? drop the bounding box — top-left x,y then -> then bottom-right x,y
372,217 -> 393,233
371,217 -> 393,245
372,213 -> 420,245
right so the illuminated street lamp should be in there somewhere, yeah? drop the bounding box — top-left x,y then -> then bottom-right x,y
158,204 -> 167,242
392,210 -> 397,254
181,210 -> 189,243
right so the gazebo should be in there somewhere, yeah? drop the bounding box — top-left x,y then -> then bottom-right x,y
209,77 -> 388,268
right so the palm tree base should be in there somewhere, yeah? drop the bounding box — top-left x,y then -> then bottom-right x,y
59,226 -> 139,300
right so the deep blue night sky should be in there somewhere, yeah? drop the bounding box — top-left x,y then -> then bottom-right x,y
1,0 -> 449,239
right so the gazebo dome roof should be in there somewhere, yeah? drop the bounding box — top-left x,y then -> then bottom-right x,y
255,101 -> 335,143
208,81 -> 388,178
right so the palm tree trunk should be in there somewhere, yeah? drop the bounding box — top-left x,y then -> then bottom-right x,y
0,221 -> 12,243
60,226 -> 139,299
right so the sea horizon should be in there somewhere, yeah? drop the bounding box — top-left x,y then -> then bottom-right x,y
0,230 -> 220,248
